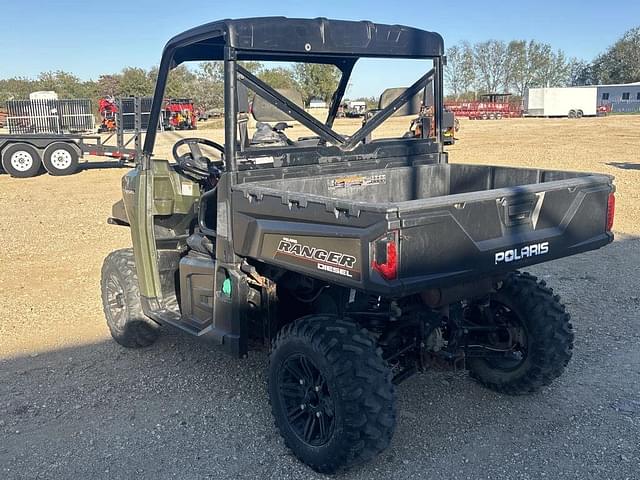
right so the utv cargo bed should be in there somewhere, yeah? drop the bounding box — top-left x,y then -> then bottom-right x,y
233,163 -> 614,295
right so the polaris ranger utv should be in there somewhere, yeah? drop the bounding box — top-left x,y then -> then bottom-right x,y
101,17 -> 615,473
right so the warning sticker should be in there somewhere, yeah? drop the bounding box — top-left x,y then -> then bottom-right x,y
328,174 -> 386,190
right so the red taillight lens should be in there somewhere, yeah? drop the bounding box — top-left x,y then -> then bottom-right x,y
606,193 -> 615,231
371,232 -> 398,281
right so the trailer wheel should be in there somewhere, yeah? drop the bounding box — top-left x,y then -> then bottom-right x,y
496,113 -> 503,120
488,113 -> 496,120
269,315 -> 396,473
481,112 -> 489,120
43,143 -> 79,176
1,143 -> 42,178
576,110 -> 584,118
466,272 -> 573,395
568,109 -> 577,118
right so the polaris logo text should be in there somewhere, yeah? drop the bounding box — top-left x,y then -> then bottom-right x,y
495,242 -> 549,264
277,239 -> 357,278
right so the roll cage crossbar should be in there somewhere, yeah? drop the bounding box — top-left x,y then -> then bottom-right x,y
237,65 -> 437,152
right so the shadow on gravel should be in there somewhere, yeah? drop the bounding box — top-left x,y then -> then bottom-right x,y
1,238 -> 639,480
606,161 -> 640,170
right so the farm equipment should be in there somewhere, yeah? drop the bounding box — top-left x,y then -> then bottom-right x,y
98,97 -> 118,133
446,93 -> 522,120
101,17 -> 615,473
164,98 -> 197,130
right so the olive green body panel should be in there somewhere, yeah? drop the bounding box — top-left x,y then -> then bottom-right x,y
120,157 -> 200,299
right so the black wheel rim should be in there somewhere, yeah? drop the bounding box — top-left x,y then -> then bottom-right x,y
105,273 -> 127,331
278,353 -> 335,446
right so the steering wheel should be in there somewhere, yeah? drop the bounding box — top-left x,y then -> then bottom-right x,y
172,137 -> 225,165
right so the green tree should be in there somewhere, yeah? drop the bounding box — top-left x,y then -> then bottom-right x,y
591,26 -> 640,84
118,67 -> 153,97
473,40 -> 509,93
96,74 -> 121,96
0,77 -> 38,102
193,61 -> 225,110
568,58 -> 593,86
258,67 -> 298,90
292,63 -> 340,104
445,42 -> 475,98
35,70 -> 94,98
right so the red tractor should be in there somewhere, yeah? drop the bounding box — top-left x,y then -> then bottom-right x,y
98,96 -> 118,133
164,99 -> 197,130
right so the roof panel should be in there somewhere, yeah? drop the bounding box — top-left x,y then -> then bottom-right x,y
165,17 -> 444,65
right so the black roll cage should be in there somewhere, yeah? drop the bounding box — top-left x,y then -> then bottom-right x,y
142,18 -> 446,173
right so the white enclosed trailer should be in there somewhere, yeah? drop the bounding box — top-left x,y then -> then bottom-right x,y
524,87 -> 597,118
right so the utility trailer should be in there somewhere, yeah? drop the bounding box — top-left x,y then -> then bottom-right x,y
524,87 -> 597,118
100,17 -> 615,473
0,97 -> 146,177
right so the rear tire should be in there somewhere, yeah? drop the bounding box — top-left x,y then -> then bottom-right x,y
576,109 -> 584,118
269,315 -> 396,473
100,249 -> 160,348
467,272 -> 573,395
568,109 -> 577,118
43,142 -> 79,176
1,143 -> 42,178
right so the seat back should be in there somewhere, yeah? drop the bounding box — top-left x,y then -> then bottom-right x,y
251,88 -> 304,122
378,87 -> 433,116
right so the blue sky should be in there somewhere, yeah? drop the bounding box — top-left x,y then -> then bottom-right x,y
1,0 -> 639,97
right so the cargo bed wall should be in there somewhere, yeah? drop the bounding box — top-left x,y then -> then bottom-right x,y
245,164 -> 593,203
231,163 -> 613,295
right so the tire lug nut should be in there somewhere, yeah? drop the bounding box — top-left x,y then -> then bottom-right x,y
299,379 -> 304,385
316,411 -> 321,417
300,404 -> 305,410
314,386 -> 320,392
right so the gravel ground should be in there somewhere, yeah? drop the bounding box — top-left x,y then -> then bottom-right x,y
1,117 -> 639,479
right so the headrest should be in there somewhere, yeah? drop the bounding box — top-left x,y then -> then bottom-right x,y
251,88 -> 304,122
237,83 -> 250,113
378,87 -> 433,116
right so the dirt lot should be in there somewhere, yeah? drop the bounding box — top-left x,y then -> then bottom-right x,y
1,116 -> 639,479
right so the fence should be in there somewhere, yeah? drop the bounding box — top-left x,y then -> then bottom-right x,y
6,99 -> 95,134
118,97 -> 155,131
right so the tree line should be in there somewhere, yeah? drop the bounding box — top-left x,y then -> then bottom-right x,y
1,26 -> 637,108
445,26 -> 639,100
0,62 -> 339,111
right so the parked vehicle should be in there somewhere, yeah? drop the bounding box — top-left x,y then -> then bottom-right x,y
101,17 -> 615,473
0,97 -> 146,177
524,87 -> 597,118
446,93 -> 522,120
163,99 -> 197,130
345,100 -> 367,117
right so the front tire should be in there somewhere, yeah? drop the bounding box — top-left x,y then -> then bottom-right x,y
100,249 -> 160,348
466,272 -> 573,395
269,315 -> 396,473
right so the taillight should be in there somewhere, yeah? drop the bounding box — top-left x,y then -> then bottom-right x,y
371,232 -> 398,281
606,193 -> 615,231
